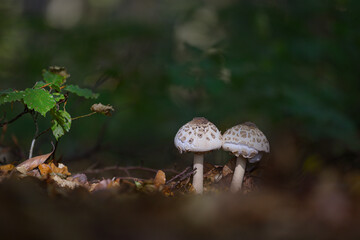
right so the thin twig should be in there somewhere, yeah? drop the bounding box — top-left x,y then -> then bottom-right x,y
35,127 -> 51,140
71,112 -> 96,121
171,168 -> 196,190
166,167 -> 190,185
51,140 -> 59,164
0,107 -> 29,127
40,82 -> 51,89
29,112 -> 39,159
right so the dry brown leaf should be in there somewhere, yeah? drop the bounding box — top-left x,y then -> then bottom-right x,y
204,164 -> 222,184
161,186 -> 174,197
16,152 -> 53,173
154,170 -> 166,187
68,173 -> 87,184
52,175 -> 79,189
90,178 -> 120,192
27,169 -> 41,178
50,163 -> 71,177
90,103 -> 114,116
0,164 -> 15,174
38,163 -> 52,176
38,163 -> 71,178
222,157 -> 236,177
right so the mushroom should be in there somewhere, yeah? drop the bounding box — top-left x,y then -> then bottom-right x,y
222,122 -> 270,193
174,117 -> 222,194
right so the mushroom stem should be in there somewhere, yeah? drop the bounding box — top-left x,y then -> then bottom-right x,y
230,156 -> 247,193
193,153 -> 204,194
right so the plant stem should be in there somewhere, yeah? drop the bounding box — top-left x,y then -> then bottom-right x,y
28,112 -> 39,159
0,107 -> 29,127
71,112 -> 96,121
35,127 -> 51,139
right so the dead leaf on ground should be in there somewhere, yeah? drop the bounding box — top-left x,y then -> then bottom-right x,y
16,152 -> 53,174
90,178 -> 120,192
27,169 -> 41,178
39,163 -> 52,176
68,173 -> 88,184
204,163 -> 222,184
161,186 -> 174,197
51,163 -> 71,177
52,175 -> 79,189
154,170 -> 166,187
39,162 -> 71,178
0,164 -> 15,174
222,157 -> 236,177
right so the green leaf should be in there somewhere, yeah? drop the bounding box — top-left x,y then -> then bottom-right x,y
0,91 -> 25,105
23,88 -> 56,116
64,85 -> 99,99
42,70 -> 65,91
52,93 -> 65,102
51,109 -> 72,140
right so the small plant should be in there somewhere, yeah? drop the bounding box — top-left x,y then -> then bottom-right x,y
0,66 -> 113,158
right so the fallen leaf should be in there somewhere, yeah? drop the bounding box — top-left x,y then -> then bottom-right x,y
161,186 -> 174,197
38,163 -> 52,176
52,175 -> 79,189
90,178 -> 120,192
0,164 -> 15,174
16,152 -> 53,173
222,157 -> 236,177
154,170 -> 166,187
27,169 -> 41,178
204,163 -> 222,184
68,173 -> 88,184
50,163 -> 71,177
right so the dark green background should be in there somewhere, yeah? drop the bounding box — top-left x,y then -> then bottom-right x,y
0,0 -> 359,173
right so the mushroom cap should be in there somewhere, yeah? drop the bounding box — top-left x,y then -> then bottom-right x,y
222,122 -> 270,159
174,117 -> 223,153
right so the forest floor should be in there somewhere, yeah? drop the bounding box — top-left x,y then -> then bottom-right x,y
1,154 -> 360,240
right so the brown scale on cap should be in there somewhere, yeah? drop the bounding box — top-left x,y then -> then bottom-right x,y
222,122 -> 270,153
191,117 -> 209,124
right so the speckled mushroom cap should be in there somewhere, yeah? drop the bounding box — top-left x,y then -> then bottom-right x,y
174,117 -> 223,153
222,122 -> 270,159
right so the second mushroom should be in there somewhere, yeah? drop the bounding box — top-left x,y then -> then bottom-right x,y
222,122 -> 270,193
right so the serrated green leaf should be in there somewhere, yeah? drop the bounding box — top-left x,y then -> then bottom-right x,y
0,91 -> 25,105
51,109 -> 71,140
52,93 -> 65,102
64,85 -> 99,99
23,88 -> 56,116
42,70 -> 65,91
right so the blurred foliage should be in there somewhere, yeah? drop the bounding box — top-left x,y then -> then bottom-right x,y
0,0 -> 359,169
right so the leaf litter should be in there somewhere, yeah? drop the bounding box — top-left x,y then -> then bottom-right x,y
1,154 -> 360,239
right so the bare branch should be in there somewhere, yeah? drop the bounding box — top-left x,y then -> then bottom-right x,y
170,168 -> 196,190
166,167 -> 190,185
0,107 -> 29,128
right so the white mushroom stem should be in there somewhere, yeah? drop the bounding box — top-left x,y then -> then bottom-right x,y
193,153 -> 204,194
230,156 -> 247,193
